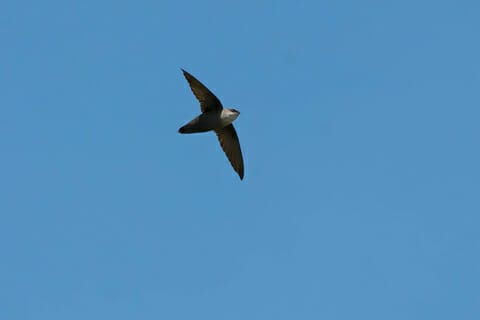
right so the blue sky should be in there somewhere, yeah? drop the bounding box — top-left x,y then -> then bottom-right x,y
1,0 -> 479,319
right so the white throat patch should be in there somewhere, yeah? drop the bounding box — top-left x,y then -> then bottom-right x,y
220,109 -> 239,126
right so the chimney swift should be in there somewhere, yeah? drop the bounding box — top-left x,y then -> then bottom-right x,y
178,69 -> 244,180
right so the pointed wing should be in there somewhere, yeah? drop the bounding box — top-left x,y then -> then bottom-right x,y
215,124 -> 244,180
182,69 -> 222,113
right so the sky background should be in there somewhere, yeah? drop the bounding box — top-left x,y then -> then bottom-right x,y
1,0 -> 479,319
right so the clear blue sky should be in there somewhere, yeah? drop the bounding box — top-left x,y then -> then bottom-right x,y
1,0 -> 479,319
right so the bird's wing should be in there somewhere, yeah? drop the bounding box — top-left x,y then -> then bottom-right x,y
182,69 -> 222,113
215,124 -> 244,180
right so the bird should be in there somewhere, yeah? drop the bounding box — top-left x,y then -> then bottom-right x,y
178,69 -> 245,180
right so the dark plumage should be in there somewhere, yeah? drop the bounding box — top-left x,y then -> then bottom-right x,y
178,69 -> 244,180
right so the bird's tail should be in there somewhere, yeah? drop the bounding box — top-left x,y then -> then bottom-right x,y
178,120 -> 211,134
178,126 -> 187,133
178,125 -> 193,134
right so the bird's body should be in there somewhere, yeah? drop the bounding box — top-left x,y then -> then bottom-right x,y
179,109 -> 239,133
178,69 -> 245,180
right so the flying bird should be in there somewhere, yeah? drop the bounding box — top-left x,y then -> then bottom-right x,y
178,69 -> 244,180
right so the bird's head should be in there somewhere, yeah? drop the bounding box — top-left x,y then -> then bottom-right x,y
229,108 -> 240,115
222,108 -> 240,125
